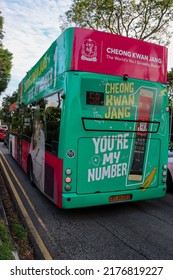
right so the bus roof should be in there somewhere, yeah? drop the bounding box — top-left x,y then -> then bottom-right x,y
18,27 -> 167,105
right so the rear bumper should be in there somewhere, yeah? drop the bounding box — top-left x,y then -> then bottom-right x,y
61,185 -> 166,209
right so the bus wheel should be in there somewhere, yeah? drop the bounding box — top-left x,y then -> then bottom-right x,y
166,170 -> 172,192
28,157 -> 35,187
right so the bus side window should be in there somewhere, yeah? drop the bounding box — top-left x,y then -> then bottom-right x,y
11,109 -> 20,134
22,106 -> 33,139
44,93 -> 62,155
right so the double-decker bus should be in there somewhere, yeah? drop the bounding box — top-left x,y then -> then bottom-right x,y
8,27 -> 169,208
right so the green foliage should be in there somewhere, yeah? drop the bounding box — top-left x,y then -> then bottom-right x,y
168,68 -> 173,86
0,90 -> 18,124
0,48 -> 13,94
168,68 -> 173,105
10,110 -> 19,132
0,11 -> 13,95
45,106 -> 61,144
0,11 -> 4,41
61,0 -> 173,45
0,221 -> 14,260
45,106 -> 61,121
12,222 -> 27,241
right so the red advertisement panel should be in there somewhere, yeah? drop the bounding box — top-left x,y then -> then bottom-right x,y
71,28 -> 167,83
45,153 -> 63,207
22,140 -> 30,173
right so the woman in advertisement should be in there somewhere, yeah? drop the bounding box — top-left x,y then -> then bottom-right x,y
29,106 -> 45,192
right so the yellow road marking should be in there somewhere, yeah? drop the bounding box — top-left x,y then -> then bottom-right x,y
0,151 -> 54,242
0,153 -> 53,260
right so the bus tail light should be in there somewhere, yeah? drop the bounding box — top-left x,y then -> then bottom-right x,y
65,169 -> 72,175
161,166 -> 167,184
162,164 -> 167,170
65,185 -> 72,191
65,177 -> 72,183
65,169 -> 72,191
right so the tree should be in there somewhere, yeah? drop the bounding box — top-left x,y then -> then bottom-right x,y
168,68 -> 173,86
0,11 -> 13,95
0,11 -> 4,41
168,68 -> 173,101
60,0 -> 173,45
0,90 -> 18,123
167,68 -> 173,145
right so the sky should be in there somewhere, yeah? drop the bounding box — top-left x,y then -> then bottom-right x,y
1,0 -> 173,106
0,0 -> 71,106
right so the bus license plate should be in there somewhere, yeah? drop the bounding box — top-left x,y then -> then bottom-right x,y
109,194 -> 132,202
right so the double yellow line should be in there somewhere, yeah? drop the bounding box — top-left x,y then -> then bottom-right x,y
0,151 -> 53,260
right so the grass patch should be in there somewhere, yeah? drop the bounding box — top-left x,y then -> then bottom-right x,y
0,220 -> 14,260
0,172 -> 35,259
12,221 -> 27,240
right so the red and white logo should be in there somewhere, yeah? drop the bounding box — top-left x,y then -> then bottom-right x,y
81,39 -> 97,62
